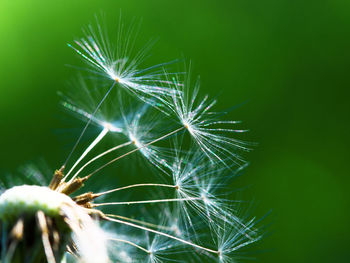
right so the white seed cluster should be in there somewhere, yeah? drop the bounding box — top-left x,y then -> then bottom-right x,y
0,185 -> 74,221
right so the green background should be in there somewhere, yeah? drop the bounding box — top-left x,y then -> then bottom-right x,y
0,0 -> 349,262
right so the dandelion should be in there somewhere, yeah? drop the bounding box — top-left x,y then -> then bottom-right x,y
0,16 -> 264,262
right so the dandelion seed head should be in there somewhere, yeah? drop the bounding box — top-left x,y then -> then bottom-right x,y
0,16 -> 264,263
0,185 -> 73,221
0,184 -> 110,262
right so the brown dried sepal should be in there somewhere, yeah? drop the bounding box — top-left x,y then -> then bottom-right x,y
60,175 -> 90,196
73,192 -> 99,206
49,166 -> 65,190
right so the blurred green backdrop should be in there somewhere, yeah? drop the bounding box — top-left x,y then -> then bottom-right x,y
0,0 -> 349,262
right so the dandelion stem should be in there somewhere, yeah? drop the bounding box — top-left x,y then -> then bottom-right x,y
68,140 -> 133,183
109,238 -> 150,254
94,197 -> 201,206
88,126 -> 185,178
105,216 -> 219,255
96,183 -> 176,196
64,127 -> 109,181
63,81 -> 116,168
